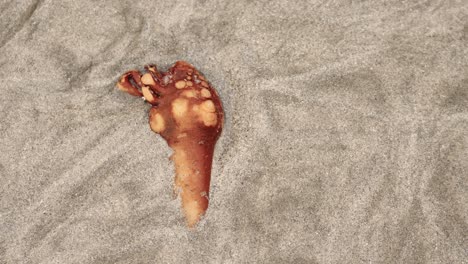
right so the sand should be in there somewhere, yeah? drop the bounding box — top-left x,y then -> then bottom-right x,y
0,0 -> 467,263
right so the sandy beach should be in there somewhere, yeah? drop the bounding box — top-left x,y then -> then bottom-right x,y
0,0 -> 467,263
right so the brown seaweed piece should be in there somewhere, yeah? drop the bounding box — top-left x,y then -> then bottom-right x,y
117,61 -> 224,227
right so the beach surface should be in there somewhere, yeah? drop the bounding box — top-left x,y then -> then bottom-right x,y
0,0 -> 467,263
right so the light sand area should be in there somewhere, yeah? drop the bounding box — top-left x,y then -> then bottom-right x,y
0,0 -> 467,263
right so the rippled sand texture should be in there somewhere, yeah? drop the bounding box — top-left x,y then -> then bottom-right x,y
0,0 -> 467,263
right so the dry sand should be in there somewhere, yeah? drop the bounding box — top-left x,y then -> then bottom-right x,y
1,0 -> 467,263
